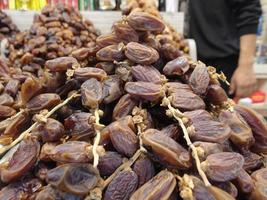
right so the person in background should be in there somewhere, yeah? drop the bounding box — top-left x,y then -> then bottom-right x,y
185,0 -> 262,98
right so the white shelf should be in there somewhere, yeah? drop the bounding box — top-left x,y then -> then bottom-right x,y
254,63 -> 267,79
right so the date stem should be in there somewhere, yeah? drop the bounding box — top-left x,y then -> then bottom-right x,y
162,97 -> 211,187
0,92 -> 80,156
92,108 -> 104,168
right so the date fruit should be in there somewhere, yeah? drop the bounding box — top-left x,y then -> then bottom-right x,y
125,42 -> 159,65
127,12 -> 165,32
104,170 -> 138,200
201,152 -> 244,182
125,81 -> 164,102
130,170 -> 176,200
141,129 -> 191,169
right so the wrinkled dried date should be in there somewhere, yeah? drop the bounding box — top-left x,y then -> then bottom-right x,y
113,21 -> 139,43
112,94 -> 138,120
45,57 -> 79,72
104,170 -> 138,200
163,56 -> 189,76
133,155 -> 155,187
97,151 -> 123,177
201,152 -> 244,182
131,65 -> 163,84
141,129 -> 191,169
1,138 -> 40,183
125,42 -> 159,65
125,81 -> 164,102
74,67 -> 107,81
109,122 -> 138,157
127,12 -> 165,32
26,93 -> 61,112
46,163 -> 99,195
130,170 -> 176,200
96,43 -> 125,62
81,78 -> 103,109
189,64 -> 210,96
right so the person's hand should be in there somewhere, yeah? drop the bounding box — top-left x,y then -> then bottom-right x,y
229,66 -> 257,98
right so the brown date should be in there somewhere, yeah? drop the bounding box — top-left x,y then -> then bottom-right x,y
187,117 -> 231,144
26,93 -> 61,112
160,124 -> 181,141
46,163 -> 100,195
189,64 -> 210,96
96,43 -> 125,62
0,93 -> 14,106
233,169 -> 254,194
125,42 -> 159,65
64,112 -> 95,140
40,142 -> 57,161
207,186 -> 235,200
169,90 -> 206,111
165,82 -> 192,94
36,185 -> 82,200
98,151 -> 123,177
96,33 -> 122,48
131,65 -> 163,84
3,112 -> 30,139
1,138 -> 40,183
74,67 -> 107,82
214,182 -> 238,198
41,118 -> 65,142
242,151 -> 263,171
0,105 -> 16,119
133,155 -> 155,187
95,62 -> 115,75
45,56 -> 79,72
201,152 -> 244,182
109,122 -> 138,157
125,81 -> 164,102
206,84 -> 228,105
141,129 -> 191,169
4,79 -> 20,97
49,141 -> 98,163
81,78 -> 103,109
126,12 -> 165,32
102,75 -> 123,104
104,170 -> 138,200
112,94 -> 138,121
163,56 -> 189,76
219,110 -> 254,148
235,105 -> 267,153
193,141 -> 223,161
71,47 -> 94,60
130,170 -> 176,200
113,21 -> 139,43
21,76 -> 42,105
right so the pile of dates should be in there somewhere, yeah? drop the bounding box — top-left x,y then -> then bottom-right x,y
7,3 -> 99,70
0,5 -> 266,200
0,10 -> 19,40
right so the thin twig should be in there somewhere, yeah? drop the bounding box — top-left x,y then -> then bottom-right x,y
0,92 -> 80,155
92,108 -> 102,168
162,97 -> 211,187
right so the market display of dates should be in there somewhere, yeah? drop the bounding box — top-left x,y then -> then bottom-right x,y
0,3 -> 266,200
0,10 -> 19,41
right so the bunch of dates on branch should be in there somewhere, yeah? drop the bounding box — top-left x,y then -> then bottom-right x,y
0,5 -> 266,200
0,10 -> 19,40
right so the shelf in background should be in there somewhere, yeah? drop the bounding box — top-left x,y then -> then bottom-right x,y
254,63 -> 267,79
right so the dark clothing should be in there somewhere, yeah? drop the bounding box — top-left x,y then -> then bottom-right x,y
201,54 -> 239,95
188,0 -> 262,60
